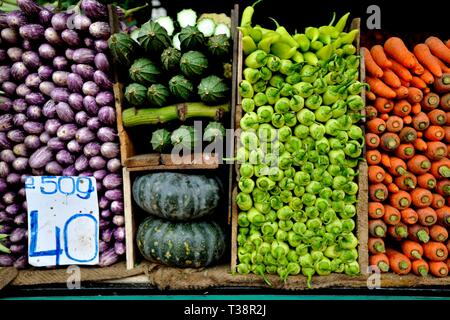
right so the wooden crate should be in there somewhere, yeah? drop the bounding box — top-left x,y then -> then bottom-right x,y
230,18 -> 370,286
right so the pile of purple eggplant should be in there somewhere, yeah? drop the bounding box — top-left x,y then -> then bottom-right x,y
0,0 -> 125,268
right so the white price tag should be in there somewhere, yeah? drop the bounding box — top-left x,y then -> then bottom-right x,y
25,176 -> 99,267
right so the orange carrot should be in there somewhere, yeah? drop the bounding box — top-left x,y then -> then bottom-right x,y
365,133 -> 380,149
400,78 -> 410,88
408,224 -> 430,243
369,183 -> 388,202
440,93 -> 450,111
369,237 -> 386,254
380,153 -> 391,168
367,118 -> 386,134
430,158 -> 450,179
393,99 -> 412,117
425,141 -> 447,160
365,106 -> 378,120
411,188 -> 433,209
425,36 -> 450,64
398,127 -> 418,144
389,59 -> 413,82
363,47 -> 383,78
424,126 -> 445,141
369,219 -> 387,238
435,57 -> 450,73
383,172 -> 393,185
411,55 -> 425,75
385,116 -> 403,132
366,76 -> 397,99
417,207 -> 437,226
412,138 -> 427,152
407,87 -> 424,104
401,240 -> 424,260
368,165 -> 386,183
411,102 -> 421,115
403,115 -> 412,125
407,155 -> 432,175
388,222 -> 408,240
428,109 -> 446,125
367,150 -> 381,165
380,113 -> 389,121
421,92 -> 440,111
444,126 -> 450,143
395,172 -> 417,191
387,183 -> 399,194
383,204 -> 401,225
429,261 -> 449,277
385,248 -> 411,275
386,157 -> 407,176
412,112 -> 430,131
417,173 -> 437,190
436,180 -> 450,197
411,76 -> 427,90
431,194 -> 446,210
420,69 -> 435,84
412,259 -> 429,276
423,241 -> 448,261
369,202 -> 385,219
381,69 -> 401,88
394,143 -> 415,160
366,91 -> 377,101
447,114 -> 450,125
390,191 -> 411,210
369,253 -> 390,272
436,207 -> 450,227
430,225 -> 448,242
379,132 -> 400,152
384,37 -> 416,68
394,86 -> 409,99
414,44 -> 443,77
417,131 -> 423,138
401,208 -> 418,225
374,97 -> 394,114
371,45 -> 392,69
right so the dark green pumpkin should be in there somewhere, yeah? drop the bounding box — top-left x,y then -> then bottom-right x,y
207,34 -> 231,58
161,47 -> 182,73
137,20 -> 171,54
132,172 -> 222,221
147,83 -> 170,107
108,33 -> 137,67
129,58 -> 161,86
180,51 -> 208,79
168,74 -> 194,101
136,216 -> 226,268
178,26 -> 205,51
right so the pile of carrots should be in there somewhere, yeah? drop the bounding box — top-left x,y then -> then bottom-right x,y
364,36 -> 450,277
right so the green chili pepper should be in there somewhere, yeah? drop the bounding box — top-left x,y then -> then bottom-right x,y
324,244 -> 341,259
279,177 -> 295,191
239,80 -> 255,99
347,94 -> 364,111
294,124 -> 309,139
266,86 -> 281,104
341,219 -> 356,233
269,17 -> 299,49
243,35 -> 258,55
286,72 -> 302,85
239,177 -> 255,194
344,261 -> 360,276
269,74 -> 285,88
305,94 -> 323,110
274,97 -> 291,114
304,51 -> 319,65
305,27 -> 319,42
240,131 -> 259,150
240,163 -> 254,178
242,97 -> 256,113
288,95 -> 304,112
320,208 -> 336,224
280,83 -> 294,97
331,100 -> 347,118
258,31 -> 281,53
253,79 -> 267,93
239,227 -> 249,236
277,206 -> 294,221
316,43 -> 334,61
292,82 -> 314,98
293,33 -> 310,52
279,220 -> 294,232
266,55 -> 281,72
245,49 -> 268,68
256,105 -> 274,123
280,190 -> 293,203
271,41 -> 298,59
297,109 -> 315,126
284,112 -> 298,127
240,0 -> 262,27
257,123 -> 276,142
334,12 -> 350,33
236,192 -> 253,211
249,148 -> 265,164
271,113 -> 285,128
326,218 -> 342,235
260,67 -> 272,81
285,136 -> 302,153
292,51 -> 304,63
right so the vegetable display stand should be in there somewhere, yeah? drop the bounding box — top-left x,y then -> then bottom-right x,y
230,17 -> 370,288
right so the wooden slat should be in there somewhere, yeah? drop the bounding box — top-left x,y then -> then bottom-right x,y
122,167 -> 136,270
230,187 -> 238,272
124,154 -> 160,168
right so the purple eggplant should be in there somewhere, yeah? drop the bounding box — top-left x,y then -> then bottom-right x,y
12,157 -> 28,171
42,99 -> 56,118
0,161 -> 10,178
17,0 -> 42,16
84,141 -> 101,157
6,11 -> 27,28
0,66 -> 10,82
98,107 -> 116,126
0,179 -> 6,194
0,114 -> 14,132
101,142 -> 119,159
1,28 -> 19,44
65,48 -> 74,60
86,118 -> 101,132
61,29 -> 81,47
3,191 -> 16,204
21,39 -> 33,50
73,48 -> 95,64
0,223 -> 12,233
94,39 -> 108,53
67,73 -> 83,93
57,123 -> 77,140
44,27 -> 63,45
94,72 -> 113,90
113,227 -> 125,241
0,149 -> 15,163
98,195 -> 109,209
101,228 -> 113,242
38,65 -> 53,80
0,255 -> 14,267
79,171 -> 93,177
24,135 -> 41,149
51,87 -> 70,103
62,165 -> 76,176
101,209 -> 112,219
112,214 -> 125,225
75,111 -> 89,126
67,140 -> 82,153
38,43 -> 56,60
54,56 -> 69,71
9,228 -> 27,243
22,51 -> 41,69
89,21 -> 110,39
107,158 -> 121,173
39,81 -> 55,96
13,144 -> 28,157
6,203 -> 20,216
45,118 -> 61,135
13,213 -> 27,226
0,49 -> 7,62
56,150 -> 74,165
81,0 -> 108,20
94,53 -> 109,72
39,9 -> 53,25
103,173 -> 122,189
0,97 -> 12,112
72,14 -> 91,31
56,102 -> 75,123
52,70 -> 69,86
94,169 -> 107,181
19,24 -> 45,40
16,84 -> 31,98
74,155 -> 89,172
39,131 -> 51,144
99,240 -> 108,254
12,99 -> 27,113
13,114 -> 27,127
31,168 -> 45,176
84,37 -> 95,48
23,121 -> 44,134
89,156 -> 106,170
25,92 -> 45,106
29,146 -> 52,169
74,63 -> 94,80
10,244 -> 25,254
51,13 -> 69,31
27,105 -> 42,120
83,96 -> 98,115
0,133 -> 11,149
75,127 -> 95,144
25,73 -> 42,89
7,129 -> 25,143
2,82 -> 17,97
82,81 -> 99,96
7,47 -> 23,62
45,161 -> 63,175
97,127 -> 116,143
114,242 -> 125,256
11,62 -> 29,81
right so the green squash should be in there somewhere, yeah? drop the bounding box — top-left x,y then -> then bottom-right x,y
207,34 -> 231,58
108,33 -> 137,66
179,26 -> 205,51
124,83 -> 147,106
150,128 -> 171,152
180,51 -> 208,79
168,74 -> 194,101
137,20 -> 171,54
136,215 -> 226,268
132,172 -> 222,220
147,84 -> 170,107
161,47 -> 182,73
171,125 -> 199,150
198,75 -> 229,104
129,58 -> 161,86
